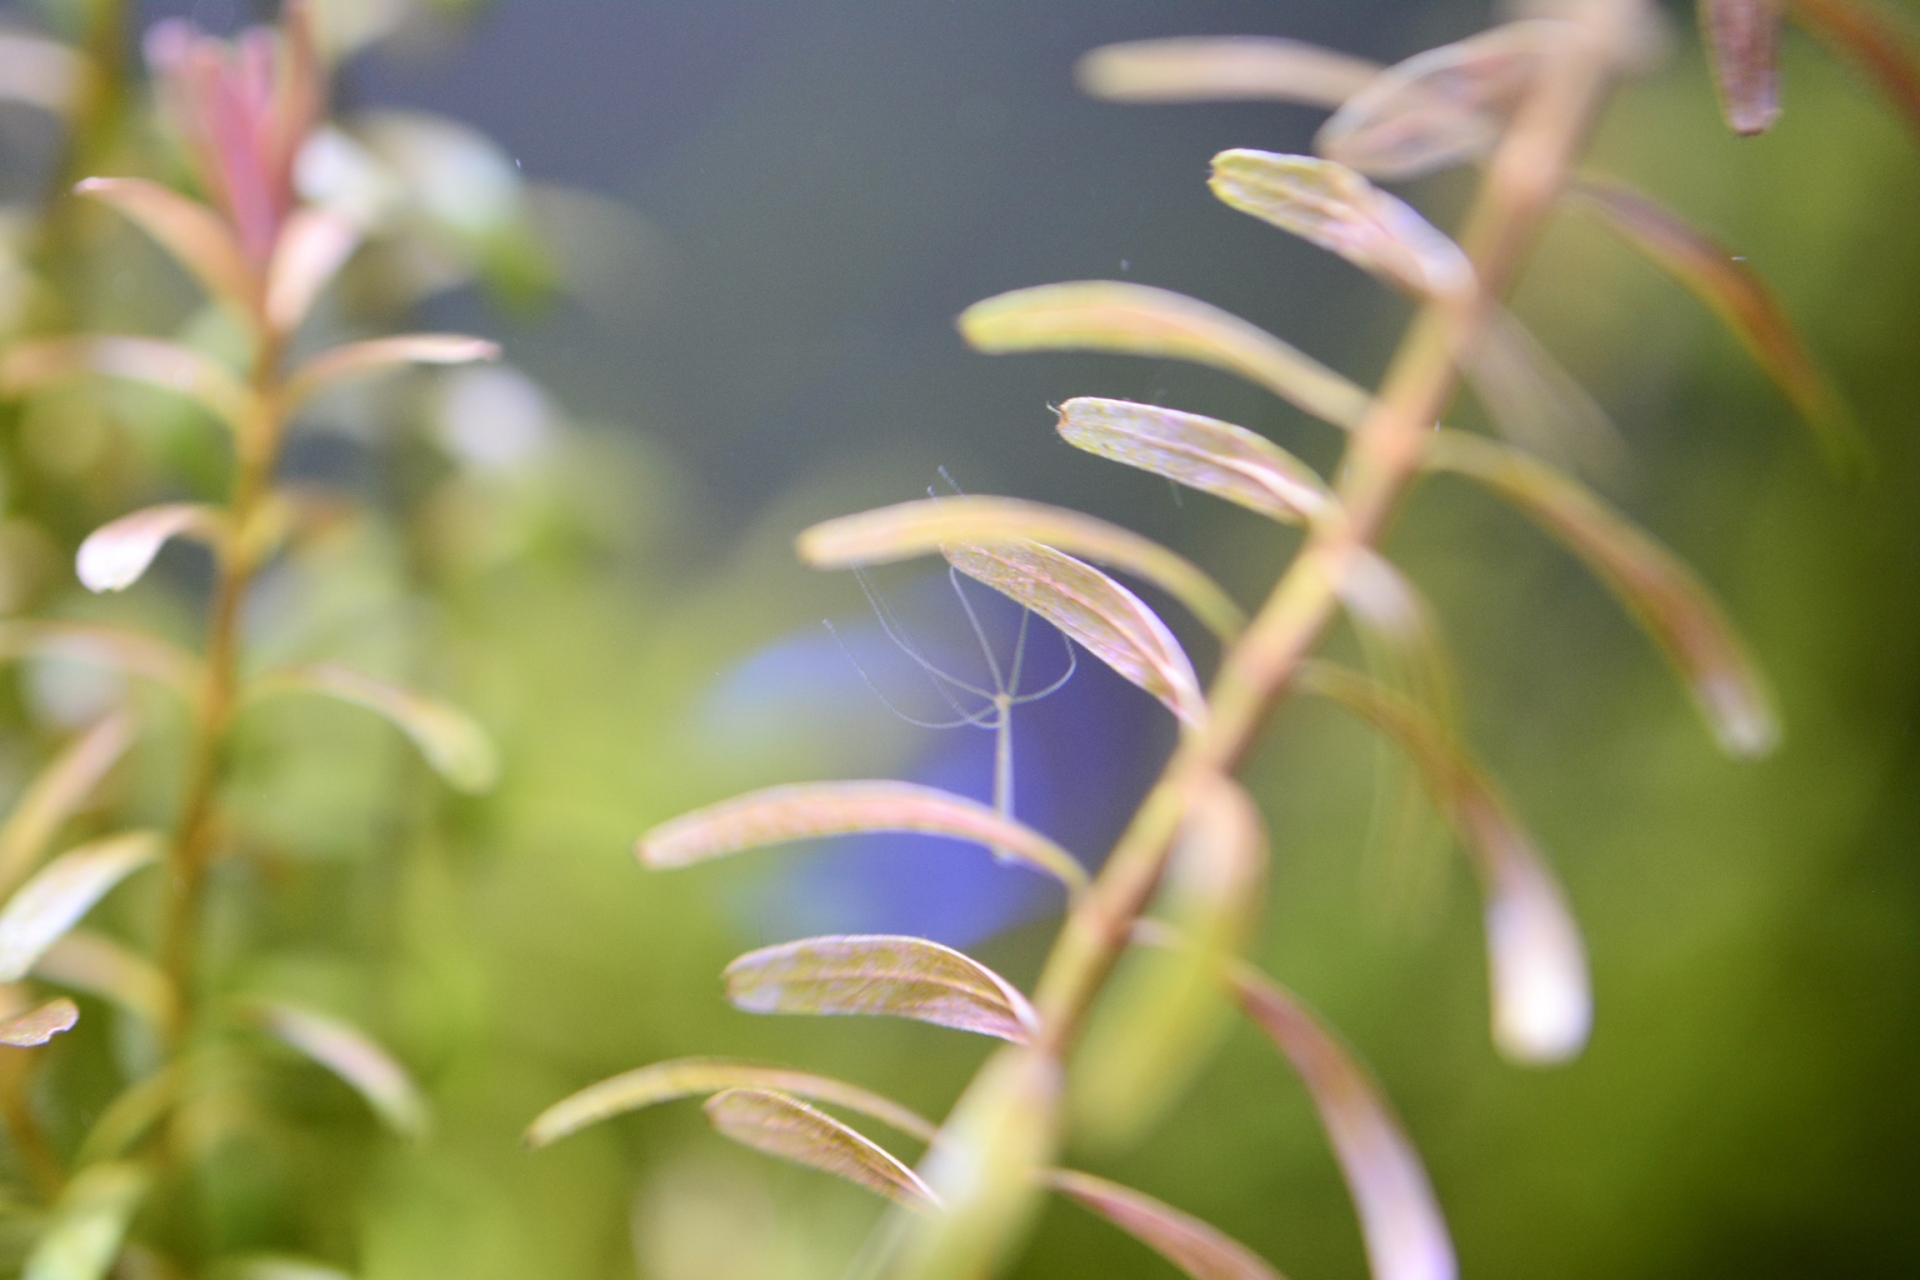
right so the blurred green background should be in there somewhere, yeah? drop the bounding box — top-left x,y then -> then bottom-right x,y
9,0 -> 1920,1276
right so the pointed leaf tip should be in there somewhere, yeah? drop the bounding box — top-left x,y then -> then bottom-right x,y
705,1088 -> 941,1212
725,934 -> 1039,1042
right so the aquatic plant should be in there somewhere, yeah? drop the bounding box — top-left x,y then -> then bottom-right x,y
533,0 -> 1916,1277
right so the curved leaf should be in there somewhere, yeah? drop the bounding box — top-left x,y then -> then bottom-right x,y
1702,0 -> 1784,134
1056,396 -> 1332,524
1316,21 -> 1557,179
282,334 -> 501,410
1298,663 -> 1591,1062
1210,150 -> 1474,299
75,177 -> 259,313
0,832 -> 162,983
76,503 -> 225,594
0,621 -> 202,700
637,780 -> 1087,894
1076,36 -> 1380,106
1336,548 -> 1456,724
33,930 -> 175,1029
799,495 -> 1245,641
1573,179 -> 1861,469
526,1056 -> 937,1148
266,207 -> 363,333
246,999 -> 429,1139
946,541 -> 1208,728
246,663 -> 498,793
1046,1169 -> 1282,1280
1463,309 -> 1626,480
705,1088 -> 940,1212
0,336 -> 257,434
23,1161 -> 148,1280
1232,965 -> 1458,1280
0,997 -> 79,1047
959,282 -> 1370,430
1424,429 -> 1779,756
725,934 -> 1039,1042
1789,0 -> 1920,144
0,712 -> 137,896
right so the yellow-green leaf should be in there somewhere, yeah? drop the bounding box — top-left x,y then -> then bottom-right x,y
526,1056 -> 937,1148
0,336 -> 257,434
725,934 -> 1039,1043
23,1161 -> 148,1280
75,177 -> 259,314
959,282 -> 1370,430
76,503 -> 225,594
0,832 -> 162,983
637,780 -> 1087,894
0,712 -> 137,896
282,334 -> 501,411
704,1088 -> 940,1213
1701,0 -> 1784,134
1045,1169 -> 1282,1280
246,663 -> 498,792
1076,36 -> 1380,106
0,997 -> 79,1047
1424,429 -> 1779,756
0,622 -> 203,701
33,930 -> 175,1029
799,495 -> 1244,641
246,999 -> 429,1139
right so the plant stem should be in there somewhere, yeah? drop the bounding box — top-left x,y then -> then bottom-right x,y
1033,0 -> 1636,1053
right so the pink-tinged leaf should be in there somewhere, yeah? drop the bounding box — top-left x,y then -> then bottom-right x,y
725,934 -> 1040,1043
33,930 -> 176,1030
875,1048 -> 1061,1280
637,780 -> 1088,894
1463,309 -> 1626,480
246,663 -> 498,793
23,1160 -> 148,1280
1316,21 -> 1560,178
1298,662 -> 1592,1063
1046,1170 -> 1282,1280
266,207 -> 362,333
0,712 -> 137,896
0,32 -> 85,114
282,334 -> 501,410
0,621 -> 203,700
1233,965 -> 1458,1280
798,495 -> 1245,642
1790,0 -> 1920,143
946,541 -> 1209,729
0,336 -> 257,434
704,1088 -> 941,1213
1210,151 -> 1474,300
76,503 -> 226,594
526,1056 -> 937,1148
1076,36 -> 1381,106
959,282 -> 1371,430
1074,773 -> 1267,1148
1336,549 -> 1457,726
1701,0 -> 1785,134
75,176 -> 260,313
1424,429 -> 1779,756
1573,179 -> 1862,469
246,999 -> 429,1139
1056,397 -> 1333,525
0,997 -> 79,1047
0,832 -> 162,983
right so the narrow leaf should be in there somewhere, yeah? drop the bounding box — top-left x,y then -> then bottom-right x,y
705,1088 -> 941,1212
1316,21 -> 1558,179
637,780 -> 1087,894
1077,36 -> 1380,106
1056,396 -> 1333,524
23,1161 -> 148,1280
0,832 -> 162,983
1210,150 -> 1474,299
246,999 -> 429,1139
1046,1170 -> 1282,1280
247,663 -> 498,792
282,334 -> 501,410
76,503 -> 225,594
725,934 -> 1039,1042
1789,0 -> 1920,144
0,997 -> 79,1047
1573,179 -> 1862,468
959,282 -> 1371,430
75,177 -> 259,313
799,495 -> 1245,641
1298,662 -> 1592,1062
1233,965 -> 1458,1280
33,930 -> 175,1029
1701,0 -> 1784,134
1074,773 -> 1266,1148
1424,429 -> 1779,756
946,540 -> 1209,728
526,1056 -> 937,1148
266,207 -> 363,333
0,712 -> 137,896
0,621 -> 203,700
1336,549 -> 1456,726
1463,309 -> 1626,480
0,337 -> 258,434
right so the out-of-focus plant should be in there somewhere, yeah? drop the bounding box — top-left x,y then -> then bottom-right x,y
531,0 -> 1917,1277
